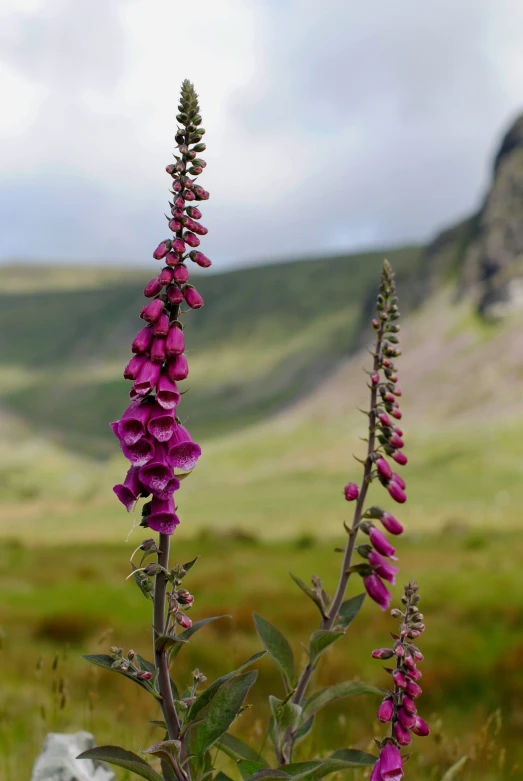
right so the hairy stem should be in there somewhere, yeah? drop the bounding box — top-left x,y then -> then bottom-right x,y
281,324 -> 386,763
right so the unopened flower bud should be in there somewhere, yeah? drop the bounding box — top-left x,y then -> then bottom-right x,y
392,450 -> 408,466
402,695 -> 417,714
405,680 -> 422,698
393,639 -> 405,657
132,326 -> 154,355
388,480 -> 407,504
137,671 -> 153,681
172,238 -> 186,255
184,231 -> 200,248
144,277 -> 163,298
140,299 -> 164,324
394,721 -> 412,746
178,614 -> 192,629
169,219 -> 182,232
411,716 -> 430,737
344,482 -> 359,501
158,267 -> 174,286
153,313 -> 170,336
392,669 -> 407,689
397,707 -> 416,729
165,252 -> 181,267
173,265 -> 190,284
167,284 -> 184,305
376,697 -> 394,722
184,286 -> 204,309
376,457 -> 392,480
372,648 -> 394,659
153,241 -> 171,260
189,251 -> 212,268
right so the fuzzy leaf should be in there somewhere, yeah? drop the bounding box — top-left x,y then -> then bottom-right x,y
238,761 -> 268,780
302,681 -> 382,719
337,594 -> 365,629
170,616 -> 230,658
293,715 -> 314,746
77,746 -> 164,781
308,630 -> 344,664
132,568 -> 154,601
188,671 -> 258,755
330,749 -> 377,766
217,733 -> 267,764
214,774 -> 235,781
289,574 -> 325,618
269,696 -> 302,732
253,613 -> 295,689
289,753 -> 376,781
280,763 -> 323,778
188,651 -> 266,721
246,771 -> 291,781
182,555 -> 199,572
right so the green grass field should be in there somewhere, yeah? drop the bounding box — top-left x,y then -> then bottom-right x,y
1,532 -> 522,780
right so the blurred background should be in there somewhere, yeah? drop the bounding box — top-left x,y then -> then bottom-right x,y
2,1 -> 523,779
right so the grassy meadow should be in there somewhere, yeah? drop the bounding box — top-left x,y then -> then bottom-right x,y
2,254 -> 523,779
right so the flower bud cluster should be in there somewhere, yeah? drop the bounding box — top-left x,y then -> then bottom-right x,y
370,581 -> 429,779
111,81 -> 210,535
109,647 -> 154,682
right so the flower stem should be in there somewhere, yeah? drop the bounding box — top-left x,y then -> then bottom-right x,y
282,323 -> 386,763
153,533 -> 182,742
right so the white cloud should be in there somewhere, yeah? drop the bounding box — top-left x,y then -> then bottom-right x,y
1,0 -> 523,267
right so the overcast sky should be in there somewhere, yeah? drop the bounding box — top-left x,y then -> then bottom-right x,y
2,0 -> 523,270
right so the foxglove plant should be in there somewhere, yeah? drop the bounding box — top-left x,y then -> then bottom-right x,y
78,85 -> 428,780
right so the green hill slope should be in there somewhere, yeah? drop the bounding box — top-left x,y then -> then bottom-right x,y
0,246 -> 423,454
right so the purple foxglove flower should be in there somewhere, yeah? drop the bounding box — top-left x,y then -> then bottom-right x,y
148,403 -> 175,442
140,298 -> 164,324
150,337 -> 167,363
405,680 -> 422,698
369,550 -> 398,584
413,649 -> 424,662
134,360 -> 161,396
190,221 -> 208,236
178,613 -> 192,629
120,437 -> 155,467
372,648 -> 394,659
402,695 -> 417,715
156,373 -> 180,410
166,325 -> 185,356
369,526 -> 397,559
184,286 -> 204,309
158,267 -> 174,286
381,512 -> 403,535
370,372 -> 379,385
397,707 -> 416,729
404,653 -> 415,669
173,265 -> 190,284
172,238 -> 186,255
174,195 -> 185,208
391,407 -> 402,420
394,639 -> 405,657
378,412 -> 392,427
144,277 -> 162,298
139,444 -> 180,497
184,189 -> 196,201
113,466 -> 142,511
392,450 -> 408,466
411,716 -> 430,737
344,482 -> 359,501
190,250 -> 212,268
131,326 -> 154,354
394,722 -> 412,746
124,354 -> 147,380
165,251 -> 181,267
153,312 -> 170,336
377,697 -> 394,723
152,476 -> 181,501
116,400 -> 153,446
391,473 -> 406,490
167,354 -> 189,381
153,241 -> 170,260
184,231 -> 200,248
370,760 -> 382,781
147,496 -> 180,535
388,481 -> 407,504
376,457 -> 393,480
167,284 -> 184,305
168,424 -> 202,471
186,206 -> 202,219
168,218 -> 182,232
363,574 -> 392,611
379,743 -> 404,780
389,433 -> 404,449
383,392 -> 395,403
392,669 -> 407,689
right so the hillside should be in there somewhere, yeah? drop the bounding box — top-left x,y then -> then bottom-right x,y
0,246 -> 423,455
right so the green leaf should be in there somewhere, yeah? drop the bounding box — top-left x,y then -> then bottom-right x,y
133,569 -> 154,601
170,616 -> 230,657
292,752 -> 376,781
302,681 -> 382,719
281,763 -> 323,778
188,670 -> 258,755
247,771 -> 291,781
155,634 -> 188,653
269,696 -> 302,732
330,749 -> 377,766
253,613 -> 295,689
216,733 -> 267,764
308,630 -> 344,664
214,774 -> 235,781
182,556 -> 199,572
188,651 -> 266,721
81,655 -> 160,699
289,574 -> 325,618
292,715 -> 314,746
238,761 -> 268,780
77,746 -> 164,781
337,594 -> 365,630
